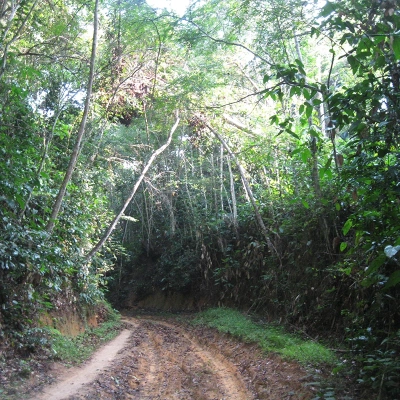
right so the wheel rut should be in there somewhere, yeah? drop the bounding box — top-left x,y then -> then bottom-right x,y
29,316 -> 254,399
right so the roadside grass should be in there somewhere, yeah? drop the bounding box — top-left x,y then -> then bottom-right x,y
193,307 -> 336,366
49,308 -> 122,364
0,304 -> 123,400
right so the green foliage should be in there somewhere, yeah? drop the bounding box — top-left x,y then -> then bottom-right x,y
0,0 -> 119,348
1,0 -> 399,397
45,304 -> 121,363
49,318 -> 122,364
194,308 -> 336,366
341,327 -> 400,399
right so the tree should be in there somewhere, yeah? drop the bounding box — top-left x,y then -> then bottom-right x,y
86,114 -> 180,260
46,0 -> 99,232
206,122 -> 278,255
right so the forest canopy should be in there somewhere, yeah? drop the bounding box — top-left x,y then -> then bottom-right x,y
1,0 -> 400,397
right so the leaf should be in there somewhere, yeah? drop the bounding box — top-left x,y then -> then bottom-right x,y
310,26 -> 317,37
290,86 -> 300,96
342,219 -> 353,236
325,168 -> 333,179
365,254 -> 386,275
305,104 -> 313,119
373,35 -> 386,45
270,115 -> 279,124
320,1 -> 337,18
15,194 -> 25,209
302,199 -> 310,209
392,36 -> 400,60
377,148 -> 389,158
303,88 -> 317,100
357,36 -> 372,55
301,148 -> 312,163
340,242 -> 347,252
286,130 -> 300,140
295,59 -> 306,76
347,55 -> 359,74
345,21 -> 355,34
319,167 -> 333,180
385,270 -> 400,289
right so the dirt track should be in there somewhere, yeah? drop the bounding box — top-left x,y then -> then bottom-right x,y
28,315 -> 315,399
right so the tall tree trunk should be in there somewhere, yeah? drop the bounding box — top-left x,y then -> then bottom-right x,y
294,30 -> 322,201
145,179 -> 176,237
227,155 -> 238,227
210,152 -> 218,217
316,55 -> 327,137
199,157 -> 208,212
310,136 -> 322,199
296,32 -> 331,251
143,188 -> 152,256
206,123 -> 277,255
220,144 -> 224,214
46,0 -> 99,233
85,115 -> 180,261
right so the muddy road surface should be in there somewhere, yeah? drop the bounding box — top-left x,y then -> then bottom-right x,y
28,315 -> 315,399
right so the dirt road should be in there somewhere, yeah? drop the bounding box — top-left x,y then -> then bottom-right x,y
29,315 -> 314,399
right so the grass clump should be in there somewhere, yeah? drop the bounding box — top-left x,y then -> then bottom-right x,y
49,308 -> 122,364
193,307 -> 336,366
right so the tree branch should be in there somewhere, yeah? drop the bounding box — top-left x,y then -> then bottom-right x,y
222,114 -> 262,137
46,0 -> 99,233
85,114 -> 180,261
182,18 -> 273,66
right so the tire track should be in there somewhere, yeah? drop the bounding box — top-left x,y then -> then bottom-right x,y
31,329 -> 132,400
124,317 -> 252,400
32,317 -> 254,399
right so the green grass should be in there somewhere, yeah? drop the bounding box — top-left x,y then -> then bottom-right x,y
49,312 -> 122,364
193,307 -> 336,366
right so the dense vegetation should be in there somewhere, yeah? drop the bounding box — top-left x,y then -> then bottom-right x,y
1,0 -> 399,397
194,308 -> 336,366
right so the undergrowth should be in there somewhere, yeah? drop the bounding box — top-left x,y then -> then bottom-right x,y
0,304 -> 122,400
49,310 -> 122,364
193,307 -> 336,366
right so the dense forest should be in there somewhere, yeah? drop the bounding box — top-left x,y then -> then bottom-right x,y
1,0 -> 399,397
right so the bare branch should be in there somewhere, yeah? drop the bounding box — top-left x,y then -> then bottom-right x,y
85,114 -> 180,261
222,114 -> 262,137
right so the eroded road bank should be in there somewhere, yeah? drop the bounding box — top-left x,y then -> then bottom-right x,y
28,315 -> 314,399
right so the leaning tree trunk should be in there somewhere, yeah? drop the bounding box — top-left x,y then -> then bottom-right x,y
220,145 -> 224,213
46,0 -> 99,233
206,123 -> 278,256
85,115 -> 180,261
227,155 -> 238,226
